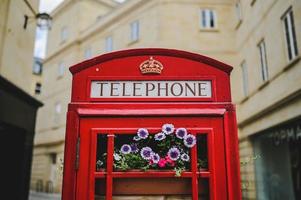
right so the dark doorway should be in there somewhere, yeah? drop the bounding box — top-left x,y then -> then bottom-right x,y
0,122 -> 27,199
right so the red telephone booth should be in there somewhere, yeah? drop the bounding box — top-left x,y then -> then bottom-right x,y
62,48 -> 241,200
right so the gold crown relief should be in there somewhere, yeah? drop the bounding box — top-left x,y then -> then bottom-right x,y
139,56 -> 163,74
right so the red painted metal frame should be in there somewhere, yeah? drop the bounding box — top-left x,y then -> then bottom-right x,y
75,113 -> 228,200
62,48 -> 242,200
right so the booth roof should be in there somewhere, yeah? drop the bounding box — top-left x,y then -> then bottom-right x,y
69,48 -> 233,75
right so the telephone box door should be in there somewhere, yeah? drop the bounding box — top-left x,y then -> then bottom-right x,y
76,112 -> 228,200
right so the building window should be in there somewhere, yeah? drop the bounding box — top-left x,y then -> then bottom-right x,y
130,20 -> 139,42
235,2 -> 242,22
282,8 -> 298,61
33,58 -> 43,75
50,153 -> 57,164
105,36 -> 113,52
58,62 -> 65,78
200,9 -> 217,29
258,40 -> 268,81
240,61 -> 249,96
54,102 -> 61,124
61,26 -> 68,42
55,102 -> 61,114
252,119 -> 301,199
84,47 -> 92,59
35,82 -> 41,94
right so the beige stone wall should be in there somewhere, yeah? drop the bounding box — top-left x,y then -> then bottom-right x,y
31,143 -> 64,193
232,0 -> 301,199
0,0 -> 39,95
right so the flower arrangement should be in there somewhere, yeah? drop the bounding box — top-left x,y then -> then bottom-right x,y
97,123 -> 207,176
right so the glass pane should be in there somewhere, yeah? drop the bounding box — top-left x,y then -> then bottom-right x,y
96,134 -> 107,171
199,178 -> 209,199
197,134 -> 208,170
94,178 -> 106,199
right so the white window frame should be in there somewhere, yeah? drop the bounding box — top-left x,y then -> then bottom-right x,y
84,47 -> 92,59
58,61 -> 65,78
200,9 -> 217,29
105,36 -> 113,52
33,61 -> 42,75
61,26 -> 68,42
240,61 -> 249,97
282,8 -> 298,62
130,20 -> 139,42
258,40 -> 269,81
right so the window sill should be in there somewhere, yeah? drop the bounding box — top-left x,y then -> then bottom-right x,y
199,28 -> 219,32
57,75 -> 64,80
258,80 -> 270,91
128,39 -> 140,46
60,40 -> 67,45
235,19 -> 242,30
283,55 -> 300,72
239,96 -> 249,104
250,0 -> 256,6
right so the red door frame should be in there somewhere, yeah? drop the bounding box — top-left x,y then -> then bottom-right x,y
62,48 -> 242,200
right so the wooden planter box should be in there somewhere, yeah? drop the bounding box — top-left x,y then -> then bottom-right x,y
94,170 -> 209,196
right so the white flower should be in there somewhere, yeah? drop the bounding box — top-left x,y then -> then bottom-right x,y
154,132 -> 166,141
183,134 -> 196,148
180,153 -> 190,162
133,136 -> 141,141
140,147 -> 153,160
120,144 -> 131,154
113,153 -> 121,161
162,124 -> 175,135
175,128 -> 187,139
151,153 -> 160,164
137,128 -> 149,139
167,147 -> 180,161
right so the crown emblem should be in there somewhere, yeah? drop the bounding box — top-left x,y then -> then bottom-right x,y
139,56 -> 163,74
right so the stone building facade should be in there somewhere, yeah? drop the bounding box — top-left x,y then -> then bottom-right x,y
31,0 -> 301,199
0,1 -> 43,199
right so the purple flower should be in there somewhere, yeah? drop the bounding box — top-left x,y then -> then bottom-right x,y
162,124 -> 175,135
184,134 -> 196,148
130,143 -> 139,153
120,144 -> 131,154
181,153 -> 190,162
137,128 -> 149,139
175,128 -> 187,139
167,147 -> 180,161
151,153 -> 160,164
140,147 -> 153,160
154,132 -> 166,141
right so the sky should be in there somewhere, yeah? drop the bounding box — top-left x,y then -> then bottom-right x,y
34,0 -> 64,58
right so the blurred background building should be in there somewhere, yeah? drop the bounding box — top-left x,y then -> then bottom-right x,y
0,0 -> 43,199
28,0 -> 301,199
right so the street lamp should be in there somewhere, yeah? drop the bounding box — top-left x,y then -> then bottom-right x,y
36,13 -> 52,30
23,0 -> 52,30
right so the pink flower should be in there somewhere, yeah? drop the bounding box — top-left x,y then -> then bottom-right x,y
165,156 -> 176,167
158,158 -> 167,168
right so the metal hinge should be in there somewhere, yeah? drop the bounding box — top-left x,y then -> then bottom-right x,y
75,137 -> 80,170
